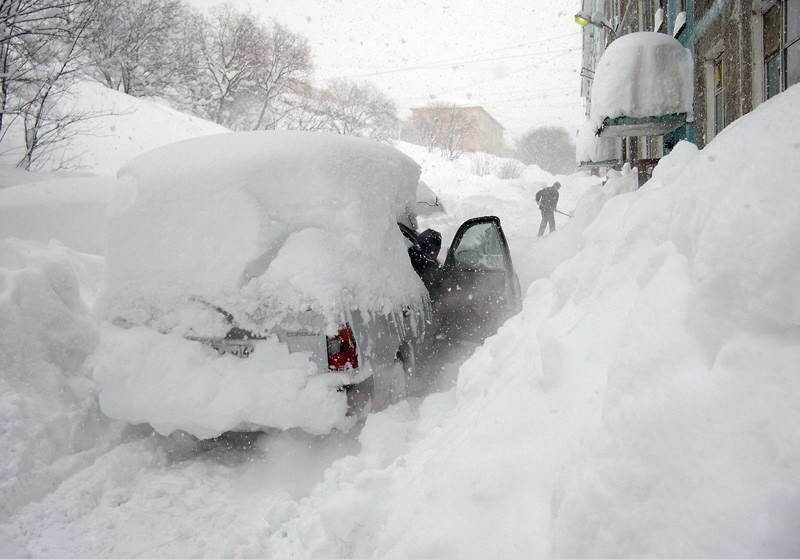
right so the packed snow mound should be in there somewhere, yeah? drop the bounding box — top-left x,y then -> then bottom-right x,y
266,86 -> 800,557
100,131 -> 423,332
0,239 -> 117,519
0,81 -> 228,174
0,176 -> 114,254
590,32 -> 693,130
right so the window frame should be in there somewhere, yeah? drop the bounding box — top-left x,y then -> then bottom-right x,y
784,0 -> 800,89
765,50 -> 782,99
713,55 -> 726,136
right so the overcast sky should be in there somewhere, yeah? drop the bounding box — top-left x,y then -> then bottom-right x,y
187,0 -> 584,139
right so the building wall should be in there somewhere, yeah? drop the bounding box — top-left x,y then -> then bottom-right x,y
579,0 -> 791,178
409,106 -> 505,155
692,0 -> 754,147
472,108 -> 505,154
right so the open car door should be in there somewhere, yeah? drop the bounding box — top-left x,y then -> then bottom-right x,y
434,216 -> 521,342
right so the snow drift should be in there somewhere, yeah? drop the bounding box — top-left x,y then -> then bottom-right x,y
0,176 -> 114,255
0,240 -> 117,520
265,86 -> 800,557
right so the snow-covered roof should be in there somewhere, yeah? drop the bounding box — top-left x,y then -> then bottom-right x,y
590,32 -> 693,134
409,102 -> 505,130
100,131 -> 425,331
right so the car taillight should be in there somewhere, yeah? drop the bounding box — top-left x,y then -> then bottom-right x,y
327,323 -> 359,371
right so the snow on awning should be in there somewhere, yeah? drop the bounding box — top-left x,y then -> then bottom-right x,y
590,32 -> 694,138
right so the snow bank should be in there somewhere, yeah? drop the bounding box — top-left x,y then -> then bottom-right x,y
100,131 -> 423,332
590,32 -> 693,130
267,86 -> 800,557
0,240 -> 118,520
0,176 -> 114,255
0,81 -> 228,175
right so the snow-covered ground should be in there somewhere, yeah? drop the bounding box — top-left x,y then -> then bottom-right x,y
0,81 -> 227,176
3,84 -> 800,558
0,81 -> 228,254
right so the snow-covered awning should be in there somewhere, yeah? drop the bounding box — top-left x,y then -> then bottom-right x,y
590,32 -> 694,138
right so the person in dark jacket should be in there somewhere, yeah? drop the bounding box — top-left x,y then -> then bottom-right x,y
535,182 -> 561,237
409,228 -> 442,291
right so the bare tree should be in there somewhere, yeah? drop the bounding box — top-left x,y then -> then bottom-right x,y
279,86 -> 332,132
307,79 -> 398,141
16,3 -> 99,170
410,109 -> 440,152
0,0 -> 108,170
85,0 -> 187,96
1,0 -> 88,138
514,126 -> 576,175
251,21 -> 311,130
411,103 -> 475,160
197,4 -> 262,127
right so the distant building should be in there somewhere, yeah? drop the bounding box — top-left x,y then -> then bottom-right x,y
408,104 -> 506,155
577,0 -> 796,182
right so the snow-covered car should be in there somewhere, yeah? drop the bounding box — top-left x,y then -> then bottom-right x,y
94,131 -> 520,438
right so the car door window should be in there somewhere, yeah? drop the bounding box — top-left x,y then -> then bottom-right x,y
434,216 -> 521,343
453,221 -> 505,271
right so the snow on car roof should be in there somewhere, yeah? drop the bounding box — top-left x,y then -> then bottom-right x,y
100,131 -> 425,331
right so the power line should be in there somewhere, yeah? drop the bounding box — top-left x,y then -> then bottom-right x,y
340,46 -> 579,79
401,46 -> 580,101
317,30 -> 577,71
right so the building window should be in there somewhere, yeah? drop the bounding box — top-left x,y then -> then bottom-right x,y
766,52 -> 782,98
763,0 -> 800,96
786,0 -> 800,88
764,4 -> 782,98
713,55 -> 725,135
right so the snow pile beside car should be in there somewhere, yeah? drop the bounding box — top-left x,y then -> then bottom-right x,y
0,240 -> 117,519
267,86 -> 800,557
0,176 -> 114,255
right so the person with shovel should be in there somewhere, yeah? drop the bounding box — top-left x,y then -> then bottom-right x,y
535,181 -> 562,237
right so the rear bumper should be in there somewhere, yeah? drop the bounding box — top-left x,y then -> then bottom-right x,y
344,375 -> 373,418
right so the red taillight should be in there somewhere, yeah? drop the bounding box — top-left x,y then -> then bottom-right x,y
327,323 -> 359,371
